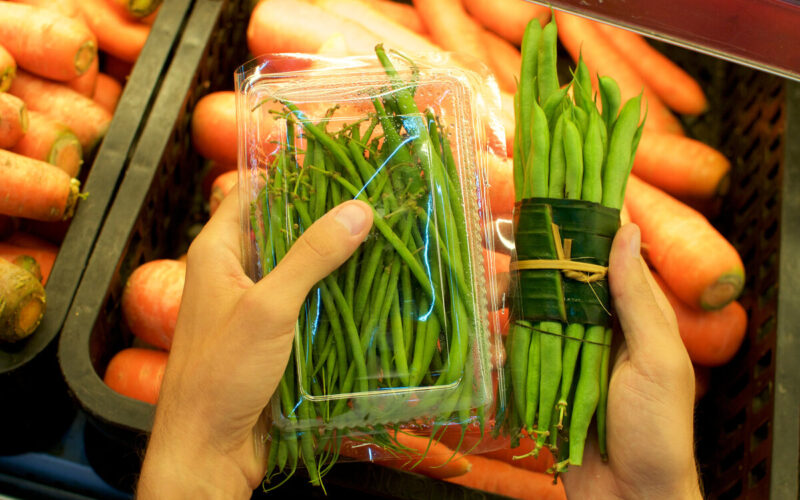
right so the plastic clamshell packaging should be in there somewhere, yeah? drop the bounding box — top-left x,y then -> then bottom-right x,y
236,51 -> 507,456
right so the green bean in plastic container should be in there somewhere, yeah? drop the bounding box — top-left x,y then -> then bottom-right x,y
235,47 -> 510,488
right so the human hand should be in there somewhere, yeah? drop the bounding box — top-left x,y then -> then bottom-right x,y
562,223 -> 703,500
137,189 -> 373,499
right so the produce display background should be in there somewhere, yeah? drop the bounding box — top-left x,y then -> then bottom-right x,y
0,0 -> 193,456
55,1 -> 800,499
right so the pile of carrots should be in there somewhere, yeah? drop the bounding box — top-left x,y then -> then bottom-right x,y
0,0 -> 161,342
105,1 -> 751,499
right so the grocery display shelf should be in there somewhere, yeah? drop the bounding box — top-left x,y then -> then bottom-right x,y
535,1 -> 800,82
0,0 -> 193,455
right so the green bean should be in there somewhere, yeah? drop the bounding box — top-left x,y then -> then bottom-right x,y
519,19 -> 542,169
573,106 -> 589,138
509,321 -> 532,424
513,90 -> 524,201
391,293 -> 410,386
599,76 -> 621,132
535,321 -> 562,448
548,115 -> 566,199
563,117 -> 584,200
524,326 -> 541,433
318,282 -> 349,388
266,427 -> 281,478
343,246 -> 360,308
527,100 -> 549,198
537,19 -> 559,104
568,325 -> 605,466
276,438 -> 288,473
353,238 -> 386,327
401,263 -> 414,360
602,94 -> 642,209
581,109 -> 605,203
542,87 -> 568,131
597,327 -> 613,460
572,58 -> 593,115
557,324 -> 584,427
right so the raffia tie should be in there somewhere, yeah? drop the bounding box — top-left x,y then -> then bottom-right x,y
510,223 -> 608,283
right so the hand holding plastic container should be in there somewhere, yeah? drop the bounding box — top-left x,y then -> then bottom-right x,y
236,46 -> 507,486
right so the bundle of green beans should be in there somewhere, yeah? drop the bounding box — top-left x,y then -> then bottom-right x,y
251,46 -> 490,489
505,17 -> 644,471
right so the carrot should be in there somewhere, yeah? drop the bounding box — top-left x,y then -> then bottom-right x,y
625,175 -> 744,310
446,454 -> 566,500
0,92 -> 28,149
0,3 -> 97,81
480,27 -> 521,94
209,170 -> 238,216
412,0 -> 494,85
315,0 -> 439,56
499,91 -> 516,156
0,149 -> 80,222
0,233 -> 58,284
339,432 -> 471,479
66,56 -> 99,97
632,130 -> 730,198
10,70 -> 112,154
111,0 -> 163,18
9,254 -> 43,283
0,44 -> 16,93
78,0 -> 150,63
121,259 -> 185,351
191,91 -> 238,165
7,0 -> 82,19
654,273 -> 747,366
486,154 -> 515,216
489,307 -> 510,336
554,11 -> 684,136
0,256 -> 46,342
596,23 -> 708,115
462,0 -> 550,45
103,348 -> 168,404
103,54 -> 134,83
93,73 -> 124,114
360,0 -> 427,34
437,425 -> 554,473
11,111 -> 83,178
248,0 -> 381,56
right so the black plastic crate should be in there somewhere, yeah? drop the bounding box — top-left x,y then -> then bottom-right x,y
0,0 -> 193,455
58,1 -> 800,498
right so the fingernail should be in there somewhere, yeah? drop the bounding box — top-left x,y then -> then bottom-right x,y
335,203 -> 368,235
629,224 -> 641,257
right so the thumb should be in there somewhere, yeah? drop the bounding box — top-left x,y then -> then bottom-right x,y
246,200 -> 373,325
608,223 -> 682,359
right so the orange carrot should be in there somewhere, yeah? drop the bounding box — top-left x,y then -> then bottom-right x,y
202,161 -> 236,199
499,91 -> 515,156
489,307 -> 510,336
486,154 -> 515,216
554,11 -> 684,136
633,130 -> 730,198
0,256 -> 46,342
7,0 -> 82,19
0,3 -> 97,81
596,23 -> 708,115
9,254 -> 43,282
0,233 -> 58,284
360,0 -> 427,34
0,149 -> 80,222
10,70 -> 112,154
462,0 -> 550,45
437,425 -> 554,473
103,348 -> 168,404
66,56 -> 99,97
654,273 -> 747,366
78,0 -> 150,63
103,54 -> 134,83
111,0 -> 163,18
625,175 -> 744,310
0,44 -> 16,93
315,0 -> 439,56
339,432 -> 471,479
93,73 -> 123,114
209,170 -> 238,216
0,93 -> 28,149
121,259 -> 185,350
192,91 -> 238,165
248,0 -> 381,56
479,27 -> 521,94
446,454 -> 566,500
10,111 -> 83,178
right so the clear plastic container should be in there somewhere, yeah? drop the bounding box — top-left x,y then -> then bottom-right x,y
235,48 -> 507,462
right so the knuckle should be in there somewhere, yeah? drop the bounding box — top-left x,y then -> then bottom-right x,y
296,229 -> 338,262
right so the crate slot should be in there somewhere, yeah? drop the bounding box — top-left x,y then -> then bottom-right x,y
749,459 -> 768,487
751,421 -> 770,452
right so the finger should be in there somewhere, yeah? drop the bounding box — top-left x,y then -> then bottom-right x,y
244,200 -> 373,331
608,223 -> 683,358
190,182 -> 244,265
639,258 -> 679,332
